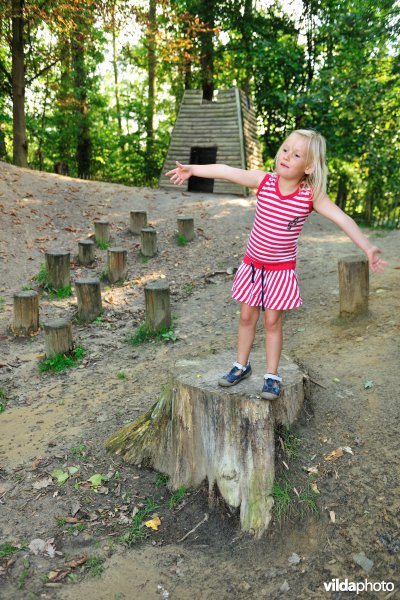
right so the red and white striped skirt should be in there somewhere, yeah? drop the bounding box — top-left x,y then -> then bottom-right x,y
232,260 -> 302,311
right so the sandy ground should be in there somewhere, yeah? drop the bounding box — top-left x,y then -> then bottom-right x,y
0,161 -> 399,600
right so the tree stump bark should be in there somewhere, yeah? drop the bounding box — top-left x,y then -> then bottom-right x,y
12,291 -> 39,335
107,247 -> 128,283
144,280 -> 171,330
75,278 -> 102,322
338,255 -> 369,316
94,220 -> 110,243
106,351 -> 305,538
45,249 -> 70,289
177,216 -> 195,242
78,239 -> 95,265
43,318 -> 73,358
129,211 -> 148,234
140,228 -> 157,257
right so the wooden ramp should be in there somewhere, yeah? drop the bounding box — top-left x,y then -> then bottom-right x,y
106,351 -> 306,538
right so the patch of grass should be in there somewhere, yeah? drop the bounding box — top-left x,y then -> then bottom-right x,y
138,251 -> 149,264
168,485 -> 187,508
69,443 -> 87,459
48,285 -> 73,300
86,556 -> 104,577
18,558 -> 30,589
276,425 -> 302,461
176,233 -> 188,247
21,284 -> 33,291
0,387 -> 7,413
128,322 -> 177,346
35,263 -> 49,287
0,542 -> 20,558
117,371 -> 126,380
272,479 -> 295,523
298,482 -> 319,516
38,346 -> 85,373
120,497 -> 160,546
97,238 -> 109,250
68,523 -> 86,536
155,473 -> 169,487
0,296 -> 6,311
56,516 -> 67,526
99,269 -> 108,282
183,282 -> 195,295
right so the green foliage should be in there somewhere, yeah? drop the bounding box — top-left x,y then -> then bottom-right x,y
120,497 -> 160,546
97,239 -> 109,250
168,485 -> 187,508
0,542 -> 19,558
0,388 -> 7,413
48,285 -> 73,300
35,264 -> 49,288
38,346 -> 85,373
176,233 -> 188,246
155,473 -> 169,487
129,322 -> 177,346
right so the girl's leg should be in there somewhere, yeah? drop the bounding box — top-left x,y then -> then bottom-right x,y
236,302 -> 260,366
263,309 -> 283,374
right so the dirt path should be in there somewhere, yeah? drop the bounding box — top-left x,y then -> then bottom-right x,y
0,162 -> 399,599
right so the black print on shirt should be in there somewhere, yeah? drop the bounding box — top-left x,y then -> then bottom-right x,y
287,217 -> 300,230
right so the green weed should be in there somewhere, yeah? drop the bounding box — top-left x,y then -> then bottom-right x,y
0,542 -> 19,558
138,251 -> 149,264
21,284 -> 33,291
69,443 -> 87,459
68,523 -> 86,536
129,322 -> 177,346
277,426 -> 302,461
272,479 -> 294,523
97,239 -> 109,250
18,559 -> 30,589
183,282 -> 195,295
0,387 -> 7,413
117,371 -> 126,380
35,263 -> 49,287
99,269 -> 108,281
155,473 -> 169,487
120,497 -> 160,546
48,285 -> 73,300
38,346 -> 85,373
86,556 -> 104,577
56,516 -> 67,526
0,296 -> 5,311
177,233 -> 188,247
168,485 -> 187,508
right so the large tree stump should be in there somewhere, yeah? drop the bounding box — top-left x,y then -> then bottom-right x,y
106,351 -> 305,538
144,280 -> 171,330
45,249 -> 70,289
94,220 -> 110,244
43,318 -> 73,358
78,239 -> 95,265
75,278 -> 102,322
107,247 -> 128,283
129,210 -> 148,234
338,255 -> 369,316
13,291 -> 39,335
140,228 -> 157,257
177,216 -> 195,242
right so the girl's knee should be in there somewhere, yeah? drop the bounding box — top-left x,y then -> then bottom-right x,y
240,305 -> 260,327
263,310 -> 282,330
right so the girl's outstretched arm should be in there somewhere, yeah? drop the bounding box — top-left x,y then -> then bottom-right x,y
165,161 -> 265,189
313,195 -> 387,272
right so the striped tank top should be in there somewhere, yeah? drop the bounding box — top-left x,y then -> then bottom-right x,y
245,172 -> 313,265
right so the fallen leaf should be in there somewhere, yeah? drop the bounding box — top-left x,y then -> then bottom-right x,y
65,516 -> 79,524
311,482 -> 320,494
88,474 -> 107,489
329,510 -> 336,523
145,516 -> 161,531
47,569 -> 70,582
51,469 -> 69,484
32,477 -> 53,490
305,466 -> 319,475
324,448 -> 344,462
342,446 -> 354,455
333,378 -> 341,384
66,555 -> 87,569
63,226 -> 77,232
364,380 -> 374,389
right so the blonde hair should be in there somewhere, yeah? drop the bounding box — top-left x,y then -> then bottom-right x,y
276,129 -> 327,202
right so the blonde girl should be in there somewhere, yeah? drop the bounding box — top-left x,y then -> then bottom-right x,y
166,130 -> 386,399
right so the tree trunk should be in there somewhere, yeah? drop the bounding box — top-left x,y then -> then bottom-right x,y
106,351 -> 305,538
11,0 -> 28,167
199,0 -> 214,101
146,0 -> 156,158
111,1 -> 122,136
71,30 -> 90,179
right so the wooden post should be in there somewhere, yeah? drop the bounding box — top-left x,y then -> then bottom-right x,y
13,291 -> 39,335
338,255 -> 369,316
106,351 -> 305,538
177,216 -> 195,242
75,278 -> 102,322
129,211 -> 148,234
43,318 -> 73,358
45,249 -> 70,289
78,239 -> 95,265
107,247 -> 128,283
144,280 -> 171,330
141,228 -> 157,257
94,220 -> 110,244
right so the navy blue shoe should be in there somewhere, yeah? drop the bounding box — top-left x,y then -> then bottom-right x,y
261,374 -> 282,400
218,361 -> 252,387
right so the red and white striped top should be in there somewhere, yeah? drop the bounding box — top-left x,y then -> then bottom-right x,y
245,172 -> 314,265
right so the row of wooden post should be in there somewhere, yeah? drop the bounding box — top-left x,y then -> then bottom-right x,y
12,280 -> 171,359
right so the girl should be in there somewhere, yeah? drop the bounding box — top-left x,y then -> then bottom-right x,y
166,129 -> 386,400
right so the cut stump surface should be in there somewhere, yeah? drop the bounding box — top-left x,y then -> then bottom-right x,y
106,350 -> 305,538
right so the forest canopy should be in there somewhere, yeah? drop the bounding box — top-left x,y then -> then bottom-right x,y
1,0 -> 400,226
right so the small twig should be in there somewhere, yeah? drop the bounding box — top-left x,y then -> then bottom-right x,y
177,513 -> 208,543
307,376 -> 328,389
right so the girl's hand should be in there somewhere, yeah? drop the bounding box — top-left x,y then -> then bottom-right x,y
366,245 -> 387,272
165,161 -> 192,185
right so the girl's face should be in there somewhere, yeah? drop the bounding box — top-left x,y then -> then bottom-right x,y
276,134 -> 313,182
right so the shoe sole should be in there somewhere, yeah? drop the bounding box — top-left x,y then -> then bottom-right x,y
260,391 -> 281,400
218,371 -> 252,387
